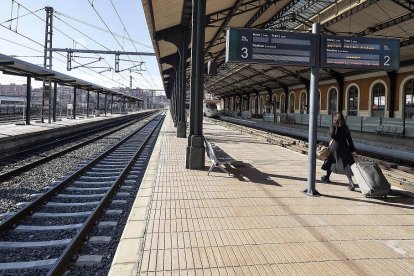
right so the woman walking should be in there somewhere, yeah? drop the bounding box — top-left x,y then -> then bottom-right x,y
321,112 -> 357,191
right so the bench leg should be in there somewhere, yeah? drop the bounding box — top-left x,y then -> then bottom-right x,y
207,164 -> 215,176
217,165 -> 230,175
208,164 -> 232,176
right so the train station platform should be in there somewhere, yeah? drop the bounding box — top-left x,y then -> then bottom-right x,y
109,113 -> 414,275
0,111 -> 153,154
219,116 -> 414,164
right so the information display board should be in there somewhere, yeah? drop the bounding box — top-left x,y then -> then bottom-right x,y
321,35 -> 400,71
226,28 -> 316,66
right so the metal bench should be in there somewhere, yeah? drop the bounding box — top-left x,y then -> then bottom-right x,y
204,138 -> 234,176
376,125 -> 404,136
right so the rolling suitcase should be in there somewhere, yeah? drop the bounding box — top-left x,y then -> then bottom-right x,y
351,161 -> 391,197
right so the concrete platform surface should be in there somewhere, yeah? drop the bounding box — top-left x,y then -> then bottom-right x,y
0,113 -> 131,139
110,113 -> 414,275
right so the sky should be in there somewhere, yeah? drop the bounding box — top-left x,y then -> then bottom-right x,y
0,0 -> 163,91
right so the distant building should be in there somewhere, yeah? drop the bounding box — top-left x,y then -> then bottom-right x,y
0,83 -> 27,97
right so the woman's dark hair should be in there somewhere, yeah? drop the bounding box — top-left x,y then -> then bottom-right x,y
332,112 -> 346,127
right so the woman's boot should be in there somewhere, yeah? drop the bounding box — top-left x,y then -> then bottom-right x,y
321,171 -> 332,183
347,176 -> 356,191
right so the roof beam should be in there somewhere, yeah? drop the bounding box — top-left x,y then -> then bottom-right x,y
263,0 -> 301,28
205,0 -> 246,56
355,11 -> 414,36
321,0 -> 381,29
391,0 -> 414,12
207,0 -> 263,25
0,61 -> 14,66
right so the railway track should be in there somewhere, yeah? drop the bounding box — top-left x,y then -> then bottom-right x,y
0,111 -> 157,181
0,113 -> 164,275
211,118 -> 414,193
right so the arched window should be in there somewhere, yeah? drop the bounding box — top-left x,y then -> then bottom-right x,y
328,88 -> 337,115
300,92 -> 307,114
280,94 -> 286,113
405,79 -> 414,119
347,86 -> 359,116
289,93 -> 295,113
372,83 -> 385,117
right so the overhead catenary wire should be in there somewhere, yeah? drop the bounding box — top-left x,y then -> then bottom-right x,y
0,20 -> 129,88
53,10 -> 152,50
86,0 -> 156,89
10,0 -> 133,87
108,0 -> 158,90
1,0 -> 152,90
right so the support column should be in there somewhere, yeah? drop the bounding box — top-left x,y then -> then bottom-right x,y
86,90 -> 90,118
337,76 -> 344,113
73,87 -> 77,120
104,94 -> 108,116
387,70 -> 396,118
247,94 -> 250,112
177,33 -> 188,138
97,92 -> 100,114
41,79 -> 45,123
305,23 -> 320,196
48,78 -> 52,123
255,91 -> 259,115
172,88 -> 177,127
53,82 -> 57,122
111,95 -> 114,114
186,0 -> 206,169
26,76 -> 31,125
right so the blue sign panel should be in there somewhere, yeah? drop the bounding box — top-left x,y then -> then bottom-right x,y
226,28 -> 316,67
321,35 -> 400,71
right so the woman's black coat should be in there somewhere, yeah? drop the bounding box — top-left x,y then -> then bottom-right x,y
322,124 -> 355,176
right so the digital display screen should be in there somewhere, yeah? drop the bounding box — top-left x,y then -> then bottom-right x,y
226,28 -> 316,66
321,35 -> 400,71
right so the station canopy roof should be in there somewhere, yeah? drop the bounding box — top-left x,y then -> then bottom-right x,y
142,0 -> 414,99
0,53 -> 142,101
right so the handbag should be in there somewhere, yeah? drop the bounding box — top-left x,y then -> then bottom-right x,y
317,146 -> 330,160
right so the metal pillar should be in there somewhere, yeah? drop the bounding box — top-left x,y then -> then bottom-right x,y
42,7 -> 53,124
186,0 -> 206,169
104,94 -> 107,116
41,80 -> 45,123
97,92 -> 100,114
247,94 -> 250,112
305,23 -> 320,196
387,70 -> 397,118
337,77 -> 344,113
172,76 -> 178,127
26,76 -> 31,125
73,87 -> 77,120
53,82 -> 57,122
48,77 -> 52,123
177,33 -> 188,138
111,95 -> 114,114
86,90 -> 90,118
255,92 -> 259,114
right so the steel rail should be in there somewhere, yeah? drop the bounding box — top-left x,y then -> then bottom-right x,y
48,113 -> 164,275
0,114 -> 161,236
0,111 -> 157,182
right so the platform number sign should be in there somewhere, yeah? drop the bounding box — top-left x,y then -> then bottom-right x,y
226,28 -> 400,71
226,28 -> 316,67
321,35 -> 400,71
